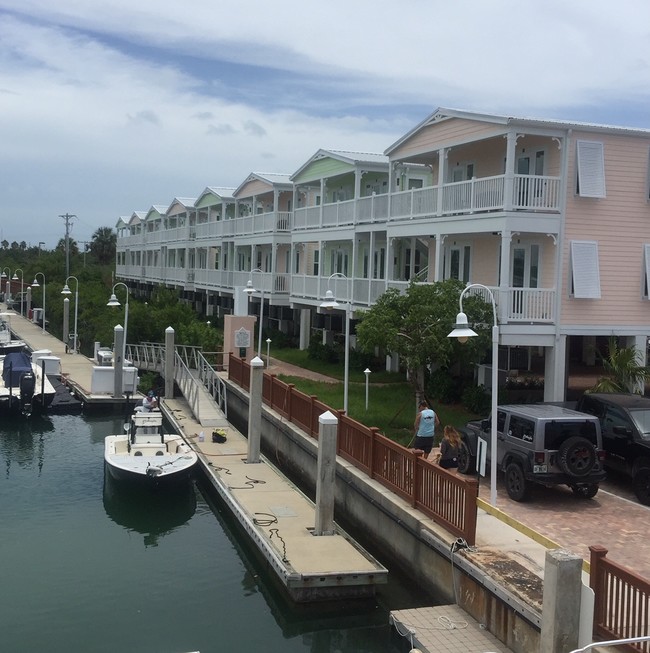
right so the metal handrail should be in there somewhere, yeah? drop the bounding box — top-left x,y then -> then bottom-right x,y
173,352 -> 201,422
570,634 -> 650,652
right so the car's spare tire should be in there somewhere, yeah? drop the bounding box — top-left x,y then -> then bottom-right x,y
558,436 -> 597,477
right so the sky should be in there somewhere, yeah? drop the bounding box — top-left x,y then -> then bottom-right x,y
2,0 -> 650,248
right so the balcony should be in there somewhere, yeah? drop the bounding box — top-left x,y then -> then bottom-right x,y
194,211 -> 291,241
391,174 -> 561,221
466,285 -> 556,323
290,174 -> 561,232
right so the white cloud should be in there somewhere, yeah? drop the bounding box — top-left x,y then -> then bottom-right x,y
0,0 -> 650,245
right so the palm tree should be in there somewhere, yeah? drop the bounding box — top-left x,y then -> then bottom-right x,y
590,337 -> 650,393
90,226 -> 116,264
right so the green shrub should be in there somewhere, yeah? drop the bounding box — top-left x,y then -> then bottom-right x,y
462,384 -> 491,414
307,339 -> 340,363
427,367 -> 462,404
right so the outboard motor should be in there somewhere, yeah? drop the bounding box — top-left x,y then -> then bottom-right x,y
19,372 -> 36,415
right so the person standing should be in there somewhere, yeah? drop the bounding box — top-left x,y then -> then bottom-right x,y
413,400 -> 440,457
438,425 -> 461,469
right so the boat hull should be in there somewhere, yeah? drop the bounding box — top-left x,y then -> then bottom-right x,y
104,432 -> 197,487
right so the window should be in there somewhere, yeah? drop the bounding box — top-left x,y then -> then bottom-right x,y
570,241 -> 601,298
373,247 -> 385,279
313,250 -> 319,276
445,245 -> 471,283
576,141 -> 606,198
508,416 -> 535,442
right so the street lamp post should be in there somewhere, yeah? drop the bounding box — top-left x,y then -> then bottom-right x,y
364,368 -> 371,410
447,283 -> 499,507
12,270 -> 24,317
320,272 -> 351,415
107,282 -> 130,364
31,273 -> 46,333
61,276 -> 79,354
266,337 -> 272,367
1,268 -> 11,306
243,268 -> 265,358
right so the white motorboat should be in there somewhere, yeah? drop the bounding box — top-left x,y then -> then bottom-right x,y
0,313 -> 26,354
104,411 -> 197,485
0,351 -> 56,414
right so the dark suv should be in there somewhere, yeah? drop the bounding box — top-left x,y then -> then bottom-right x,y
458,404 -> 606,501
575,393 -> 650,505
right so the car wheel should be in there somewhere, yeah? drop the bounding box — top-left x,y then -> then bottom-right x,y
457,441 -> 474,474
633,467 -> 650,506
558,436 -> 597,477
505,462 -> 530,502
571,483 -> 599,499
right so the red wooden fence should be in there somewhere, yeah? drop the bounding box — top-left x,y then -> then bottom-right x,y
590,545 -> 650,652
229,354 -> 478,544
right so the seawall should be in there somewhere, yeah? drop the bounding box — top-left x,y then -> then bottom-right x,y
225,378 -> 542,653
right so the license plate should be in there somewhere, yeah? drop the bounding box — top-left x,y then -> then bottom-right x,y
533,464 -> 548,473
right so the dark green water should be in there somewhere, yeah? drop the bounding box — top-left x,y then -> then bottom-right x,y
0,413 -> 434,653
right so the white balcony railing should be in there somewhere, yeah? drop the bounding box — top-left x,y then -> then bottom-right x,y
466,285 -> 556,323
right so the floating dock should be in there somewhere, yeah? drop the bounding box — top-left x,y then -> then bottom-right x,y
164,402 -> 388,602
390,605 -> 510,653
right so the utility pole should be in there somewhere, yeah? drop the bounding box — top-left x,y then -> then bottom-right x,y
59,213 -> 77,278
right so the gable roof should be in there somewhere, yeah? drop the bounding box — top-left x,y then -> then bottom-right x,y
233,172 -> 292,197
290,148 -> 388,181
165,197 -> 197,215
384,107 -> 650,156
194,186 -> 236,206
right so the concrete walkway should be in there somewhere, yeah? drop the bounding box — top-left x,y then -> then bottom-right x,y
265,356 -> 338,383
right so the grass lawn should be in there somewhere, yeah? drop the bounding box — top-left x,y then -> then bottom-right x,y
271,347 -> 404,384
277,374 -> 479,446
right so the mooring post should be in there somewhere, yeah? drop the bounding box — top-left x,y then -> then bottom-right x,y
164,326 -> 175,399
540,548 -> 583,653
314,410 -> 338,536
247,356 -> 264,463
62,297 -> 70,353
113,324 -> 124,398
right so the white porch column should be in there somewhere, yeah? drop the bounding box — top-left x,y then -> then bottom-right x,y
299,309 -> 311,350
436,148 -> 446,216
409,237 -> 416,280
368,230 -> 375,305
544,335 -> 568,402
498,230 -> 512,322
631,335 -> 648,394
385,238 -> 394,290
434,234 -> 444,282
504,131 -> 517,211
320,178 -> 325,228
